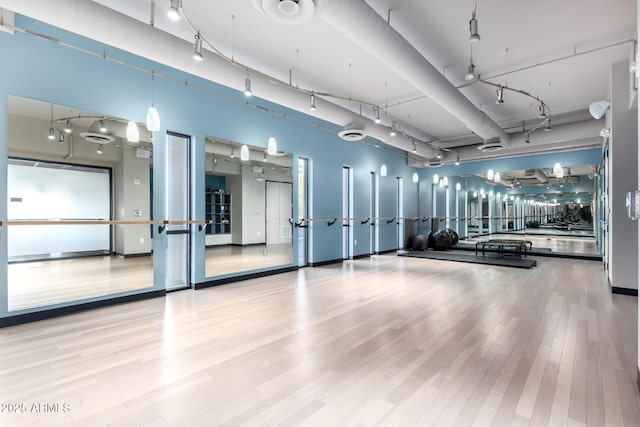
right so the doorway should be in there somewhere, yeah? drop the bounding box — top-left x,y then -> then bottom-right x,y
266,181 -> 293,245
164,132 -> 191,291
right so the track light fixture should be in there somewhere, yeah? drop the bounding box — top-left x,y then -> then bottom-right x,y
390,122 -> 397,137
59,132 -> 65,143
64,118 -> 72,133
193,34 -> 204,61
465,61 -> 476,81
48,127 -> 55,140
374,107 -> 381,124
469,1 -> 480,42
455,153 -> 460,165
412,143 -> 417,153
469,18 -> 480,42
309,93 -> 316,111
538,102 -> 547,118
263,152 -> 268,162
99,119 -> 107,133
244,76 -> 253,97
96,144 -> 104,154
436,151 -> 442,159
544,118 -> 552,132
230,148 -> 235,158
495,86 -> 504,104
167,0 -> 180,21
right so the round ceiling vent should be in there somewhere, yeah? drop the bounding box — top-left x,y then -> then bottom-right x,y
79,132 -> 116,144
252,0 -> 324,24
338,129 -> 367,141
425,160 -> 443,168
477,141 -> 505,152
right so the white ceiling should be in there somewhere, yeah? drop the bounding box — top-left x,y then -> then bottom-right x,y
8,0 -> 637,158
90,0 -> 636,147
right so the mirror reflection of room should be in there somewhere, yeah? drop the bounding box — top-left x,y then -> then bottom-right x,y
204,137 -> 293,278
452,164 -> 598,256
6,96 -> 153,311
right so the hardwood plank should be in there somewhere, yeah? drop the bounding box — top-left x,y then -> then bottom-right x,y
0,255 -> 638,427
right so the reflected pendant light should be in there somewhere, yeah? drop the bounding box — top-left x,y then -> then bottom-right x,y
267,136 -> 277,155
432,173 -> 439,184
455,182 -> 461,191
412,172 -> 419,183
487,169 -> 494,181
146,72 -> 161,132
443,176 -> 448,186
240,144 -> 249,161
493,172 -> 501,183
126,120 -> 140,142
146,107 -> 160,132
380,164 -> 387,177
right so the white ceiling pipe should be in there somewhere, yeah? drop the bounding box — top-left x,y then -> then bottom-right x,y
1,0 -> 440,158
529,169 -> 549,183
320,0 -> 510,146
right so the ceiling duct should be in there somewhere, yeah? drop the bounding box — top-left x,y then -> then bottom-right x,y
524,168 -> 549,183
319,0 -> 510,147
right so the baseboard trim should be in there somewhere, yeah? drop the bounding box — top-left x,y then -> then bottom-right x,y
375,249 -> 398,255
120,252 -> 152,259
351,254 -> 371,260
195,266 -> 298,289
637,367 -> 640,392
309,259 -> 343,267
611,287 -> 638,296
0,290 -> 166,328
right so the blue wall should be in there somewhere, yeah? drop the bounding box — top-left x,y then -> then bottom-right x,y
0,16 -> 421,319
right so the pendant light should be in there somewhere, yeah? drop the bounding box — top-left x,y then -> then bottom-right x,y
487,169 -> 494,181
146,72 -> 161,132
374,107 -> 381,124
59,132 -> 65,143
267,136 -> 277,155
230,148 -> 235,158
380,164 -> 387,177
47,104 -> 55,140
432,174 -> 439,184
412,172 -> 419,183
244,75 -> 252,97
495,86 -> 504,104
99,119 -> 108,133
240,144 -> 249,161
126,120 -> 140,142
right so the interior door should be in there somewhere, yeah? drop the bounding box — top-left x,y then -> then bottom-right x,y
164,132 -> 191,291
266,181 -> 292,245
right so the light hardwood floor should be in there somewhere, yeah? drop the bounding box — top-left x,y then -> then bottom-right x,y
1,255 -> 638,426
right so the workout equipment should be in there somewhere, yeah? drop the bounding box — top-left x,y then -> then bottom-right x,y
410,234 -> 428,251
446,228 -> 459,246
428,229 -> 451,250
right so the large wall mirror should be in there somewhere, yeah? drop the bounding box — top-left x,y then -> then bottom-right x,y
450,163 -> 598,256
204,136 -> 293,278
6,96 -> 154,311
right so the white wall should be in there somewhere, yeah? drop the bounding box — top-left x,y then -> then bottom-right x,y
7,163 -> 110,256
608,60 -> 639,290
